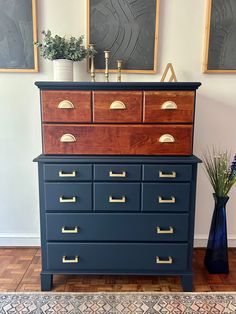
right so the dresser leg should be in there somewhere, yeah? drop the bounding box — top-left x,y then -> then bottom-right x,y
181,274 -> 193,292
41,273 -> 53,291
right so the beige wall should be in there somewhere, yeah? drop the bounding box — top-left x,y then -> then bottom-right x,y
0,0 -> 236,246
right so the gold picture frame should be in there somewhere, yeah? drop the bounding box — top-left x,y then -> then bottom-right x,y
87,0 -> 159,74
0,0 -> 38,73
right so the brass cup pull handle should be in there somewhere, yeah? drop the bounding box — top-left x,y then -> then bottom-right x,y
156,226 -> 174,234
61,226 -> 79,234
59,171 -> 76,177
58,100 -> 75,109
62,256 -> 79,264
156,256 -> 173,264
110,101 -> 126,110
60,134 -> 76,143
59,196 -> 77,203
161,101 -> 177,110
158,196 -> 176,204
109,171 -> 126,178
109,196 -> 126,203
159,171 -> 176,178
159,134 -> 175,143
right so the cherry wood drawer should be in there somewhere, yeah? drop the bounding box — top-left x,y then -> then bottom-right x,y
43,124 -> 193,155
144,91 -> 195,123
41,91 -> 91,122
93,91 -> 142,122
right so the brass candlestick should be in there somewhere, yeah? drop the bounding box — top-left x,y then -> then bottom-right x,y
117,60 -> 123,82
89,44 -> 96,82
104,50 -> 110,82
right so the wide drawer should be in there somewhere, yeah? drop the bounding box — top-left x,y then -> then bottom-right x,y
142,183 -> 190,212
43,124 -> 193,155
41,91 -> 91,123
44,183 -> 92,211
47,243 -> 188,271
94,183 -> 140,212
44,164 -> 92,181
143,165 -> 192,181
93,91 -> 142,123
46,213 -> 189,242
144,91 -> 195,123
94,164 -> 141,181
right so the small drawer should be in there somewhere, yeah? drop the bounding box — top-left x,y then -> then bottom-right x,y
144,91 -> 195,123
94,183 -> 140,212
41,91 -> 91,123
47,243 -> 188,271
44,183 -> 92,211
46,213 -> 189,242
143,165 -> 192,182
142,183 -> 190,212
93,91 -> 142,123
44,164 -> 92,181
94,164 -> 141,181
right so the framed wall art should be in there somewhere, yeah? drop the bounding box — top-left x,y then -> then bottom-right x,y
87,0 -> 159,73
203,0 -> 236,73
0,0 -> 38,73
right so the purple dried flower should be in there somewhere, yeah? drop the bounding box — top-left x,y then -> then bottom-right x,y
229,154 -> 236,178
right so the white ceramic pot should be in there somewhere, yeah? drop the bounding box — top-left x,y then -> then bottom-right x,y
53,59 -> 73,81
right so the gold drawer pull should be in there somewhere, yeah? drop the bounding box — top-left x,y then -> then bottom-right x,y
109,196 -> 126,203
159,171 -> 176,178
156,256 -> 173,264
60,134 -> 76,143
156,226 -> 174,234
59,196 -> 77,203
62,226 -> 79,233
110,101 -> 126,110
159,134 -> 175,143
59,171 -> 76,177
109,171 -> 126,178
62,256 -> 79,264
161,101 -> 177,110
158,196 -> 176,204
58,100 -> 74,109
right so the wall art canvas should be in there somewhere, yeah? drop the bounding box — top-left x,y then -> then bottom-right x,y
203,0 -> 236,73
0,0 -> 38,72
87,0 -> 159,73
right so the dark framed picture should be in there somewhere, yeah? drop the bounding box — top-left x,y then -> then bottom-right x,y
0,0 -> 38,73
87,0 -> 159,73
203,0 -> 236,73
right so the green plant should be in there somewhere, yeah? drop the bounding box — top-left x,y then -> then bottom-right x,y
34,30 -> 89,62
203,148 -> 236,197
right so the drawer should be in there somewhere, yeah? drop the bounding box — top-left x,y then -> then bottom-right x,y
142,183 -> 190,212
44,183 -> 92,211
143,165 -> 192,182
41,91 -> 91,122
144,91 -> 194,123
44,164 -> 92,181
47,243 -> 188,271
94,164 -> 141,181
46,213 -> 189,242
94,183 -> 140,212
93,91 -> 142,123
43,124 -> 193,155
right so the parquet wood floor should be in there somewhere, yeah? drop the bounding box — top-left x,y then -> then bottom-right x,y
0,248 -> 235,292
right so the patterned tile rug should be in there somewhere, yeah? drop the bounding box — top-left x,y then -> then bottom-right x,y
0,292 -> 236,314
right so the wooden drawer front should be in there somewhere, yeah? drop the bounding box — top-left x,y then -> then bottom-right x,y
94,183 -> 140,212
46,213 -> 189,242
44,164 -> 92,181
143,165 -> 192,182
94,165 -> 141,181
142,183 -> 190,212
43,124 -> 193,155
144,91 -> 195,123
41,91 -> 91,122
93,91 -> 142,123
44,183 -> 92,211
47,243 -> 188,271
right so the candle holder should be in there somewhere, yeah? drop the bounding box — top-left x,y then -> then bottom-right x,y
117,60 -> 123,82
104,50 -> 110,82
89,44 -> 96,82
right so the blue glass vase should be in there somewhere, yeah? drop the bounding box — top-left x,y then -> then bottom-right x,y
204,194 -> 229,274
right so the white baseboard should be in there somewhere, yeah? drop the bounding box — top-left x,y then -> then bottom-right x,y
194,235 -> 236,248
